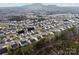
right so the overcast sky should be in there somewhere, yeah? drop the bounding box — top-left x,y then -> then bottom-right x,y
0,3 -> 79,7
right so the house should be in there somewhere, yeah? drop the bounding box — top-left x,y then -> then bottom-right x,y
0,46 -> 8,54
10,42 -> 18,49
31,36 -> 38,41
27,27 -> 35,32
26,39 -> 32,44
19,40 -> 29,47
17,30 -> 25,34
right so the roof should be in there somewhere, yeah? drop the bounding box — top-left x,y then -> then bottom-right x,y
11,42 -> 17,48
0,47 -> 8,54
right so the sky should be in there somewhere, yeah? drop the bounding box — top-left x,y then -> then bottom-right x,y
0,3 -> 27,7
0,3 -> 79,7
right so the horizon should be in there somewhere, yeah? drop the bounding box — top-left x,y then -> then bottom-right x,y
0,3 -> 79,7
